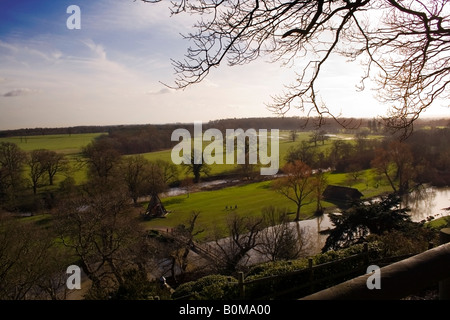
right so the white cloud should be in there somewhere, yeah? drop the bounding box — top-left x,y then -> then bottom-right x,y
147,87 -> 173,95
2,88 -> 40,97
202,78 -> 220,88
87,0 -> 194,35
0,40 -> 19,53
82,39 -> 107,60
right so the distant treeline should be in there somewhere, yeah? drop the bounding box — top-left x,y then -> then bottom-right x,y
0,125 -> 110,137
2,117 -> 450,156
2,116 -> 449,138
0,117 -> 340,137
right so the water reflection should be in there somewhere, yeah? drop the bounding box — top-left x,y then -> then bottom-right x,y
402,186 -> 450,222
295,186 -> 450,256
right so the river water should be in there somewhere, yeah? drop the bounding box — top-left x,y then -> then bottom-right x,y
286,186 -> 450,257
159,185 -> 450,274
402,185 -> 450,222
159,181 -> 450,257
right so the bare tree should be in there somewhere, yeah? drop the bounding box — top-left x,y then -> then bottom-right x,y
213,212 -> 264,273
183,150 -> 211,183
257,206 -> 308,261
54,186 -> 158,299
371,140 -> 415,194
272,160 -> 315,221
82,138 -> 122,183
40,150 -> 66,186
155,159 -> 179,187
285,141 -> 317,167
168,211 -> 204,282
119,155 -> 151,205
27,150 -> 47,195
0,142 -> 26,205
0,213 -> 72,300
149,159 -> 179,194
144,0 -> 450,136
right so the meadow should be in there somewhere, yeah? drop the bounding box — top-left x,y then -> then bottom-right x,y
0,133 -> 106,154
144,169 -> 393,239
0,129 -> 378,183
2,129 -> 393,239
0,132 -> 107,185
137,130 -> 379,178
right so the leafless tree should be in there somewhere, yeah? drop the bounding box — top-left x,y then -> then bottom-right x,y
0,142 -> 26,205
40,150 -> 66,186
54,186 -> 161,299
371,140 -> 415,193
212,212 -> 264,273
148,159 -> 179,194
167,211 -> 205,282
119,155 -> 152,205
256,206 -> 309,261
144,0 -> 450,136
183,150 -> 211,183
27,150 -> 47,195
0,213 -> 72,300
272,160 -> 315,221
82,138 -> 122,183
155,159 -> 179,187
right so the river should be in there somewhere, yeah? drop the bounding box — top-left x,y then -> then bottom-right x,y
158,185 -> 450,276
159,181 -> 450,258
402,185 -> 450,223
285,185 -> 450,257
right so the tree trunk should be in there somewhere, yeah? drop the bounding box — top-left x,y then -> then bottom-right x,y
295,205 -> 301,221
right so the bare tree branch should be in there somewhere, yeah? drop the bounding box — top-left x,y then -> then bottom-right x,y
145,0 -> 450,136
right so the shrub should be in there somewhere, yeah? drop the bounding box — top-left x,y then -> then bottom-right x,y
172,274 -> 238,300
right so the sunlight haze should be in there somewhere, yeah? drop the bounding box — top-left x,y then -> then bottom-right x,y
1,0 -> 449,130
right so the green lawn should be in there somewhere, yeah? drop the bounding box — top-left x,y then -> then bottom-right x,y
426,216 -> 450,230
144,179 -> 312,239
0,133 -> 104,187
137,129 -> 371,178
3,129 -> 394,241
0,133 -> 106,154
139,149 -> 238,178
3,129 -> 383,187
139,130 -> 299,178
143,169 -> 394,240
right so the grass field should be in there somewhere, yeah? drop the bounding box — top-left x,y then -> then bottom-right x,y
137,130 -> 378,179
143,169 -> 393,239
1,130 -> 303,183
0,133 -> 106,154
0,133 -> 107,186
1,130 -> 381,185
1,129 -> 398,242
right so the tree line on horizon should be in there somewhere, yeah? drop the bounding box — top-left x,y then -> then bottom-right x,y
2,115 -> 449,138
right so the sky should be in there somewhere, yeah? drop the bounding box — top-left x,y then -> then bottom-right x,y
1,0 -> 449,131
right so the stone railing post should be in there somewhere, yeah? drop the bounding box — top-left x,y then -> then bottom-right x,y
439,228 -> 450,300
